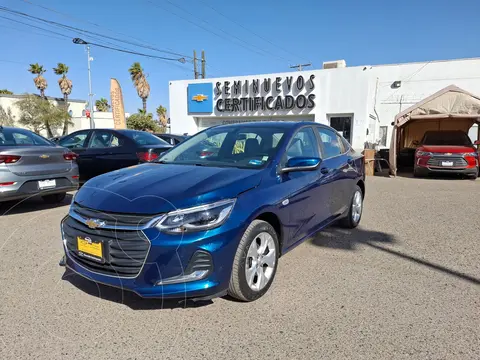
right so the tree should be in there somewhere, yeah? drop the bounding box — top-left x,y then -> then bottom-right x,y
16,95 -> 72,135
53,63 -> 73,135
156,105 -> 167,126
0,105 -> 15,126
128,62 -> 150,112
126,111 -> 160,132
28,63 -> 53,137
0,89 -> 13,95
95,98 -> 111,112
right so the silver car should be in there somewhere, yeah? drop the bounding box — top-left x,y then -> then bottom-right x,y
0,126 -> 79,204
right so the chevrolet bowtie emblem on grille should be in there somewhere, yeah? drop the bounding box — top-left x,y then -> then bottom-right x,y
192,94 -> 208,102
39,154 -> 50,159
85,218 -> 106,229
445,153 -> 452,156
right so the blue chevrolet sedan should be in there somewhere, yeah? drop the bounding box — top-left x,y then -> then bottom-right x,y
61,122 -> 365,302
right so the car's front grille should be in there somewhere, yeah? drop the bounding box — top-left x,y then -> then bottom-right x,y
62,215 -> 150,277
71,202 -> 161,228
427,156 -> 467,167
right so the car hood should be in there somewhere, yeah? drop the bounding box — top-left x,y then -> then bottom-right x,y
74,163 -> 263,214
420,145 -> 475,153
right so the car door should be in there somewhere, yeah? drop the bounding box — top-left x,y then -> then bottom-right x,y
58,130 -> 91,182
84,130 -> 136,179
278,126 -> 330,248
315,126 -> 351,216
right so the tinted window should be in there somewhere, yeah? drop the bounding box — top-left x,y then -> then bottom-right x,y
122,131 -> 170,146
0,128 -> 53,146
59,131 -> 89,149
422,131 -> 472,146
89,130 -> 122,148
317,127 -> 343,158
159,126 -> 287,169
284,127 -> 319,161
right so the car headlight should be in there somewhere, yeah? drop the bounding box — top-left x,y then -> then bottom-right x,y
156,198 -> 236,233
463,152 -> 478,157
416,151 -> 432,157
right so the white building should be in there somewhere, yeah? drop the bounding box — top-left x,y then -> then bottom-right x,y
169,57 -> 480,151
0,94 -> 118,136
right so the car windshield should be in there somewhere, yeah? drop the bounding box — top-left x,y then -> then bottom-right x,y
158,126 -> 287,169
121,130 -> 170,146
422,131 -> 472,146
0,127 -> 53,146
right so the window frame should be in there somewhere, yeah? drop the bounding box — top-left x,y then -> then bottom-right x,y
58,130 -> 91,149
314,125 -> 349,160
87,130 -> 123,149
279,125 -> 321,168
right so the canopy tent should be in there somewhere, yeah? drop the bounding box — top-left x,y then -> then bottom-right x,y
389,85 -> 480,175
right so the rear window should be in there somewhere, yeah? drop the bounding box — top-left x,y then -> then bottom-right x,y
422,131 -> 472,146
0,128 -> 53,146
121,131 -> 170,146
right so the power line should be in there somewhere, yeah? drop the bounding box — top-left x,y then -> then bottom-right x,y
199,0 -> 308,64
0,5 -> 192,59
144,0 -> 288,63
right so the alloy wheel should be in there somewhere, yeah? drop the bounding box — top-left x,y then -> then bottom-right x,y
245,232 -> 276,291
352,190 -> 363,223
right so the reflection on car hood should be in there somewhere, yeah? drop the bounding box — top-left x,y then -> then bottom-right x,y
74,163 -> 263,214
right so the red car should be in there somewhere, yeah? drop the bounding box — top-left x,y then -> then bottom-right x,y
414,130 -> 479,179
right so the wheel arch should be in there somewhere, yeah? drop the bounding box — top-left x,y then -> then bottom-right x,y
255,212 -> 284,255
356,179 -> 365,197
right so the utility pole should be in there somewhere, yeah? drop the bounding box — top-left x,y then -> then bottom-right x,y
193,50 -> 199,79
86,45 -> 94,129
290,63 -> 312,71
201,50 -> 206,79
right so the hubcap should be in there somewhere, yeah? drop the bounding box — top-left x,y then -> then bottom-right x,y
352,190 -> 363,223
245,232 -> 276,291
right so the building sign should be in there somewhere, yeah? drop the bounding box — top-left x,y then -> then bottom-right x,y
187,83 -> 214,113
215,75 -> 316,113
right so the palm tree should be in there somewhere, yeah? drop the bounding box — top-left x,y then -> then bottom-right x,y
156,105 -> 167,127
53,63 -> 73,135
128,62 -> 150,112
28,63 -> 48,98
95,98 -> 110,112
28,63 -> 52,137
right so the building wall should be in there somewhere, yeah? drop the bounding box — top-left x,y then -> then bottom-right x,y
169,67 -> 376,151
169,57 -> 480,151
0,94 -> 118,136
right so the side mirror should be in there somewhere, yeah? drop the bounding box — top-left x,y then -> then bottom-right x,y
474,140 -> 480,145
280,157 -> 321,173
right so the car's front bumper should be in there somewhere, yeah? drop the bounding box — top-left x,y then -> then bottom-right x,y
61,216 -> 243,299
416,165 -> 478,175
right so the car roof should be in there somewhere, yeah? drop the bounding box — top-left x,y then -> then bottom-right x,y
211,121 -> 313,130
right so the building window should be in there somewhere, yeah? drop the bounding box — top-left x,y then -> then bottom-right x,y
379,126 -> 388,147
329,116 -> 352,144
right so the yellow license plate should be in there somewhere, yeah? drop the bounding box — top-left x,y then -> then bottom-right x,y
77,236 -> 103,260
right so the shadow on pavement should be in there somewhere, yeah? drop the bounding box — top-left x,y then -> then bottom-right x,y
311,226 -> 480,286
0,193 -> 73,216
62,269 -> 213,310
396,171 -> 476,181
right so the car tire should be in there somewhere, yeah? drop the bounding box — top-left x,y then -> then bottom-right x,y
469,170 -> 478,180
339,185 -> 363,229
413,167 -> 421,178
42,192 -> 66,204
228,220 -> 279,302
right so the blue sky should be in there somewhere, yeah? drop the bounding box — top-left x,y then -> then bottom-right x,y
1,0 -> 479,115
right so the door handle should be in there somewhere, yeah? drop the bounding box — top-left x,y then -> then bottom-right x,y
320,167 -> 330,174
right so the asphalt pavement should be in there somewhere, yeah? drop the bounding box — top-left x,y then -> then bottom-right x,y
0,175 -> 479,359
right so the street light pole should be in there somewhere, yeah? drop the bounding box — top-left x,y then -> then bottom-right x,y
86,45 -> 94,129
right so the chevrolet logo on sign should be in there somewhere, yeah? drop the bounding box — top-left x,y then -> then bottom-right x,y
192,94 -> 208,102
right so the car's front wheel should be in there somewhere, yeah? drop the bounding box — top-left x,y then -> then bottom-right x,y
42,192 -> 66,204
228,220 -> 279,302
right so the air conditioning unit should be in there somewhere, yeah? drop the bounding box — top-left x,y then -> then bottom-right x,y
322,60 -> 347,69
